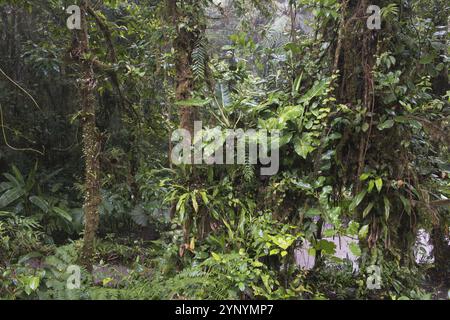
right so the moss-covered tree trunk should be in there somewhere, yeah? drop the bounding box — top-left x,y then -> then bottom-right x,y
331,0 -> 427,267
166,0 -> 203,245
167,0 -> 198,136
75,0 -> 101,267
332,0 -> 413,263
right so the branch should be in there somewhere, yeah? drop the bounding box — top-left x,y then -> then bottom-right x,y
413,199 -> 450,208
85,7 -> 138,119
87,6 -> 117,62
430,200 -> 450,207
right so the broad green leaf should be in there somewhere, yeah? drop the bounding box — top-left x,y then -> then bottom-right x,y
284,42 -> 301,54
129,205 -> 148,227
29,276 -> 40,291
394,116 -> 408,123
377,119 -> 394,130
0,188 -> 25,208
362,123 -> 369,132
419,54 -> 434,64
190,237 -> 196,251
0,182 -> 12,192
399,195 -> 411,215
280,105 -> 303,123
349,190 -> 367,212
349,243 -> 361,257
270,248 -> 280,255
268,234 -> 297,250
279,132 -> 293,147
261,274 -> 270,291
360,173 -> 371,181
294,180 -> 313,191
409,120 -> 422,130
199,191 -> 209,205
384,196 -> 391,221
102,278 -> 113,286
293,135 -> 315,159
305,207 -> 321,217
53,207 -> 72,222
176,194 -> 188,219
191,194 -> 199,213
358,224 -> 369,239
252,260 -> 263,267
211,252 -> 221,261
346,221 -> 360,236
324,229 -> 337,237
12,165 -> 25,185
362,202 -> 374,218
299,79 -> 327,104
375,178 -> 383,192
368,180 -> 375,192
29,196 -> 49,213
316,240 -> 336,255
3,173 -> 21,188
18,252 -> 43,265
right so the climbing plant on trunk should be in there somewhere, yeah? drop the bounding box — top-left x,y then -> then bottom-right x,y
71,0 -> 101,267
328,0 -> 449,271
166,0 -> 208,245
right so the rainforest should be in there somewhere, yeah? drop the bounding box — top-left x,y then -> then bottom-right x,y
0,0 -> 449,301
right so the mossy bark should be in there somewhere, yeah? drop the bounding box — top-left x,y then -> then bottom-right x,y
332,0 -> 418,265
75,0 -> 101,268
167,0 -> 199,137
167,0 -> 204,244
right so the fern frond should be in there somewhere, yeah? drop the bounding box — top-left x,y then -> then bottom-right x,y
192,37 -> 208,82
381,4 -> 399,19
243,157 -> 255,183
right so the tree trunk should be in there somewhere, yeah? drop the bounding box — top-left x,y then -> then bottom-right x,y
166,0 -> 202,244
167,0 -> 198,136
431,224 -> 450,281
75,0 -> 101,268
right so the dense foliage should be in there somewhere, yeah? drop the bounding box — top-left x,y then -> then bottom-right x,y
0,0 -> 448,300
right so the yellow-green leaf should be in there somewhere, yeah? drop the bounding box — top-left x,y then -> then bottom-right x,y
362,202 -> 374,218
375,178 -> 383,193
191,194 -> 199,213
